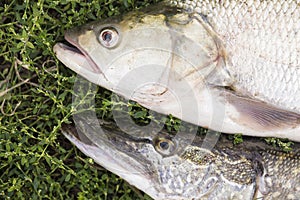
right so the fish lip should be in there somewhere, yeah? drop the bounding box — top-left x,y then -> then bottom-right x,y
64,32 -> 102,74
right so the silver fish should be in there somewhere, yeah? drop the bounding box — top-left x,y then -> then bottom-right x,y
54,0 -> 300,141
61,115 -> 300,200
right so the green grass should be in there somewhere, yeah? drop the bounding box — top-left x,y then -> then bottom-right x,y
0,0 -> 160,199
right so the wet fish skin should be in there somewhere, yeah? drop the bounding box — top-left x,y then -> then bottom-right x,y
61,116 -> 300,200
53,0 -> 300,141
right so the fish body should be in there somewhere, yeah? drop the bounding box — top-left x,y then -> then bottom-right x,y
54,1 -> 300,140
173,0 -> 300,112
61,116 -> 300,200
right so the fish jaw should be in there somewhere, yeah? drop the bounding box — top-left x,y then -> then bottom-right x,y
53,39 -> 112,89
53,43 -> 95,72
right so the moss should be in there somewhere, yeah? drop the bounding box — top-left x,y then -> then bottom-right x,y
264,138 -> 294,152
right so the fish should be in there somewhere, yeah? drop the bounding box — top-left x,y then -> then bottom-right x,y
61,114 -> 300,200
54,0 -> 300,141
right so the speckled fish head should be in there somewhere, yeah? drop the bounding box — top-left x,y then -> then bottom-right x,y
62,116 -> 257,200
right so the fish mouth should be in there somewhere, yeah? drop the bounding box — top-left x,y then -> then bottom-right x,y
61,116 -> 160,198
53,34 -> 101,74
63,114 -> 155,174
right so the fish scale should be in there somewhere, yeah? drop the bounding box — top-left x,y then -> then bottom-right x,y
170,0 -> 300,112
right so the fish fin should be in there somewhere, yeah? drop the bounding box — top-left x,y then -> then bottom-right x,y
222,88 -> 300,130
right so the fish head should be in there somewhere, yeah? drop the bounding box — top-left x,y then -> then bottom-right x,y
54,4 -> 223,126
62,115 -> 256,200
54,4 -> 181,86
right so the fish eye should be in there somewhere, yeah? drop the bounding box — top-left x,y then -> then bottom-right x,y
154,137 -> 176,156
98,27 -> 119,48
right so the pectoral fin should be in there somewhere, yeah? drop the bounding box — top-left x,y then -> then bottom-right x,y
222,89 -> 300,131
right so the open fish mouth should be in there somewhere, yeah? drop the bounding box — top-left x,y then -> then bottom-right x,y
53,34 -> 101,74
